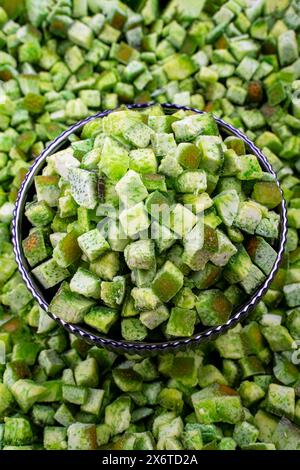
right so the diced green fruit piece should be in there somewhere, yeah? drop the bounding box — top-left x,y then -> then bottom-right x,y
119,202 -> 150,237
70,267 -> 101,299
172,113 -> 218,142
99,137 -> 129,181
124,240 -> 155,270
49,282 -> 95,323
53,231 -> 81,268
84,306 -> 118,334
196,289 -> 232,326
67,423 -> 97,450
152,261 -> 184,303
252,181 -> 282,209
214,190 -> 239,226
166,307 -> 196,337
121,318 -> 148,341
32,258 -> 69,289
115,170 -> 148,207
22,228 -> 50,268
11,379 -> 46,413
78,229 -> 110,262
67,168 -> 98,210
100,276 -> 126,308
246,236 -> 277,275
266,384 -> 295,420
105,396 -> 131,436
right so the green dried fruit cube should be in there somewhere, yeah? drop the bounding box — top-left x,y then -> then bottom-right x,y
142,173 -> 167,192
176,143 -> 201,169
11,379 -> 46,413
124,122 -> 153,148
129,149 -> 157,174
67,423 -> 97,450
150,132 -> 177,156
34,175 -> 60,207
163,54 -> 197,80
53,231 -> 81,268
175,170 -> 207,194
74,358 -> 99,388
78,229 -> 110,262
214,189 -> 239,226
105,396 -> 131,436
4,417 -> 33,446
240,264 -> 265,294
158,154 -> 183,178
68,21 -> 93,50
47,148 -> 80,178
44,426 -> 67,450
124,240 -> 155,270
191,384 -> 243,424
67,168 -> 98,210
234,201 -> 263,234
62,384 -> 88,405
256,211 -> 279,239
196,136 -> 223,173
58,194 -> 78,218
81,388 -> 104,416
121,318 -> 148,341
84,306 -> 118,334
140,304 -> 170,330
252,181 -> 282,209
284,283 -> 300,307
166,307 -> 196,337
266,384 -> 295,420
49,282 -> 95,323
90,251 -> 120,281
172,113 -> 218,142
183,222 -> 218,271
233,421 -> 259,448
239,381 -> 265,407
99,137 -> 129,181
32,258 -> 69,289
119,202 -> 150,237
236,57 -> 259,81
38,349 -> 64,377
22,228 -> 51,267
101,276 -> 126,308
278,30 -> 298,66
237,155 -> 263,180
131,287 -> 161,311
262,325 -> 295,352
70,267 -> 101,299
25,200 -> 54,227
169,203 -> 197,238
246,236 -> 277,275
152,261 -> 184,302
115,170 -> 148,207
210,230 -> 237,267
196,289 -> 232,326
181,193 -> 213,214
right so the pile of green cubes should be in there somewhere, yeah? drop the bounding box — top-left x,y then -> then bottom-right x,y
0,0 -> 300,451
22,106 -> 281,341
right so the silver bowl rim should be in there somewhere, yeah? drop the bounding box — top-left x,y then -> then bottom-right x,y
12,103 -> 287,354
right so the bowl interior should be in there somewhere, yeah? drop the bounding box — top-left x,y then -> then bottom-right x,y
12,103 -> 287,354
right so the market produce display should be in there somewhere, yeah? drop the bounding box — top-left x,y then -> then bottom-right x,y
22,106 -> 282,341
0,0 -> 300,450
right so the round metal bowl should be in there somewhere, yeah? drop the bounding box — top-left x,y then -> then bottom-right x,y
12,103 -> 287,355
